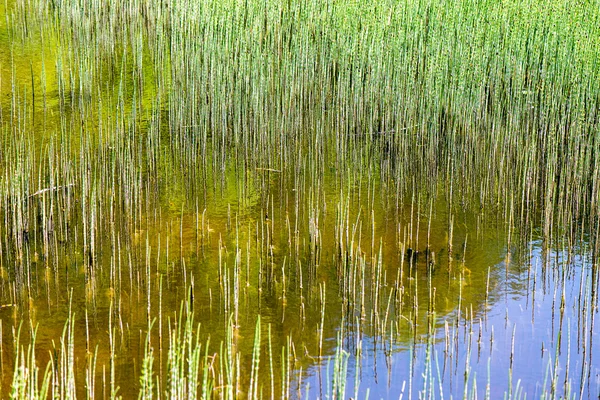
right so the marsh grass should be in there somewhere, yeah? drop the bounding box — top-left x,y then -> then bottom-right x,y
0,0 -> 598,398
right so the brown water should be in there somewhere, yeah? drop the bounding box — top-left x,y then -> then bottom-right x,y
0,1 -> 599,399
1,152 -> 597,398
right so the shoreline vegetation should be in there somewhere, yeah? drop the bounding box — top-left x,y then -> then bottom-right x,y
0,0 -> 599,398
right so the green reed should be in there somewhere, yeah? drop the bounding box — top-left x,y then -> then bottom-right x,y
0,0 -> 598,398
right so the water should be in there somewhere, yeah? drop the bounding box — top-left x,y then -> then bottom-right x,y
1,163 -> 597,398
300,244 -> 600,398
0,1 -> 598,398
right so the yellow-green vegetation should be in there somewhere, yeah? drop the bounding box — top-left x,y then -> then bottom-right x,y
0,0 -> 598,398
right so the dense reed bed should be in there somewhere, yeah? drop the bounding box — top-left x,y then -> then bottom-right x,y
0,0 -> 599,397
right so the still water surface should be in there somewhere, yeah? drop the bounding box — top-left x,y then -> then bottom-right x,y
0,1 -> 598,398
0,166 -> 597,398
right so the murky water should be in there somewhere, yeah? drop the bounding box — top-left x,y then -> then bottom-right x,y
0,1 -> 598,399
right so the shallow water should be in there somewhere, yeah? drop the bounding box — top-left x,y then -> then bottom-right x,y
0,161 -> 597,398
299,242 -> 600,398
0,1 -> 598,399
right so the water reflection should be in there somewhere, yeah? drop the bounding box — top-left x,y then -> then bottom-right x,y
0,1 -> 598,397
298,241 -> 600,399
0,161 -> 521,397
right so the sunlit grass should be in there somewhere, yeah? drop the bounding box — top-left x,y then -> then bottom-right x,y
0,0 -> 598,398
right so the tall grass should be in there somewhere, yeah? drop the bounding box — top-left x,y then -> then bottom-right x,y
3,0 -> 597,254
0,0 -> 598,398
